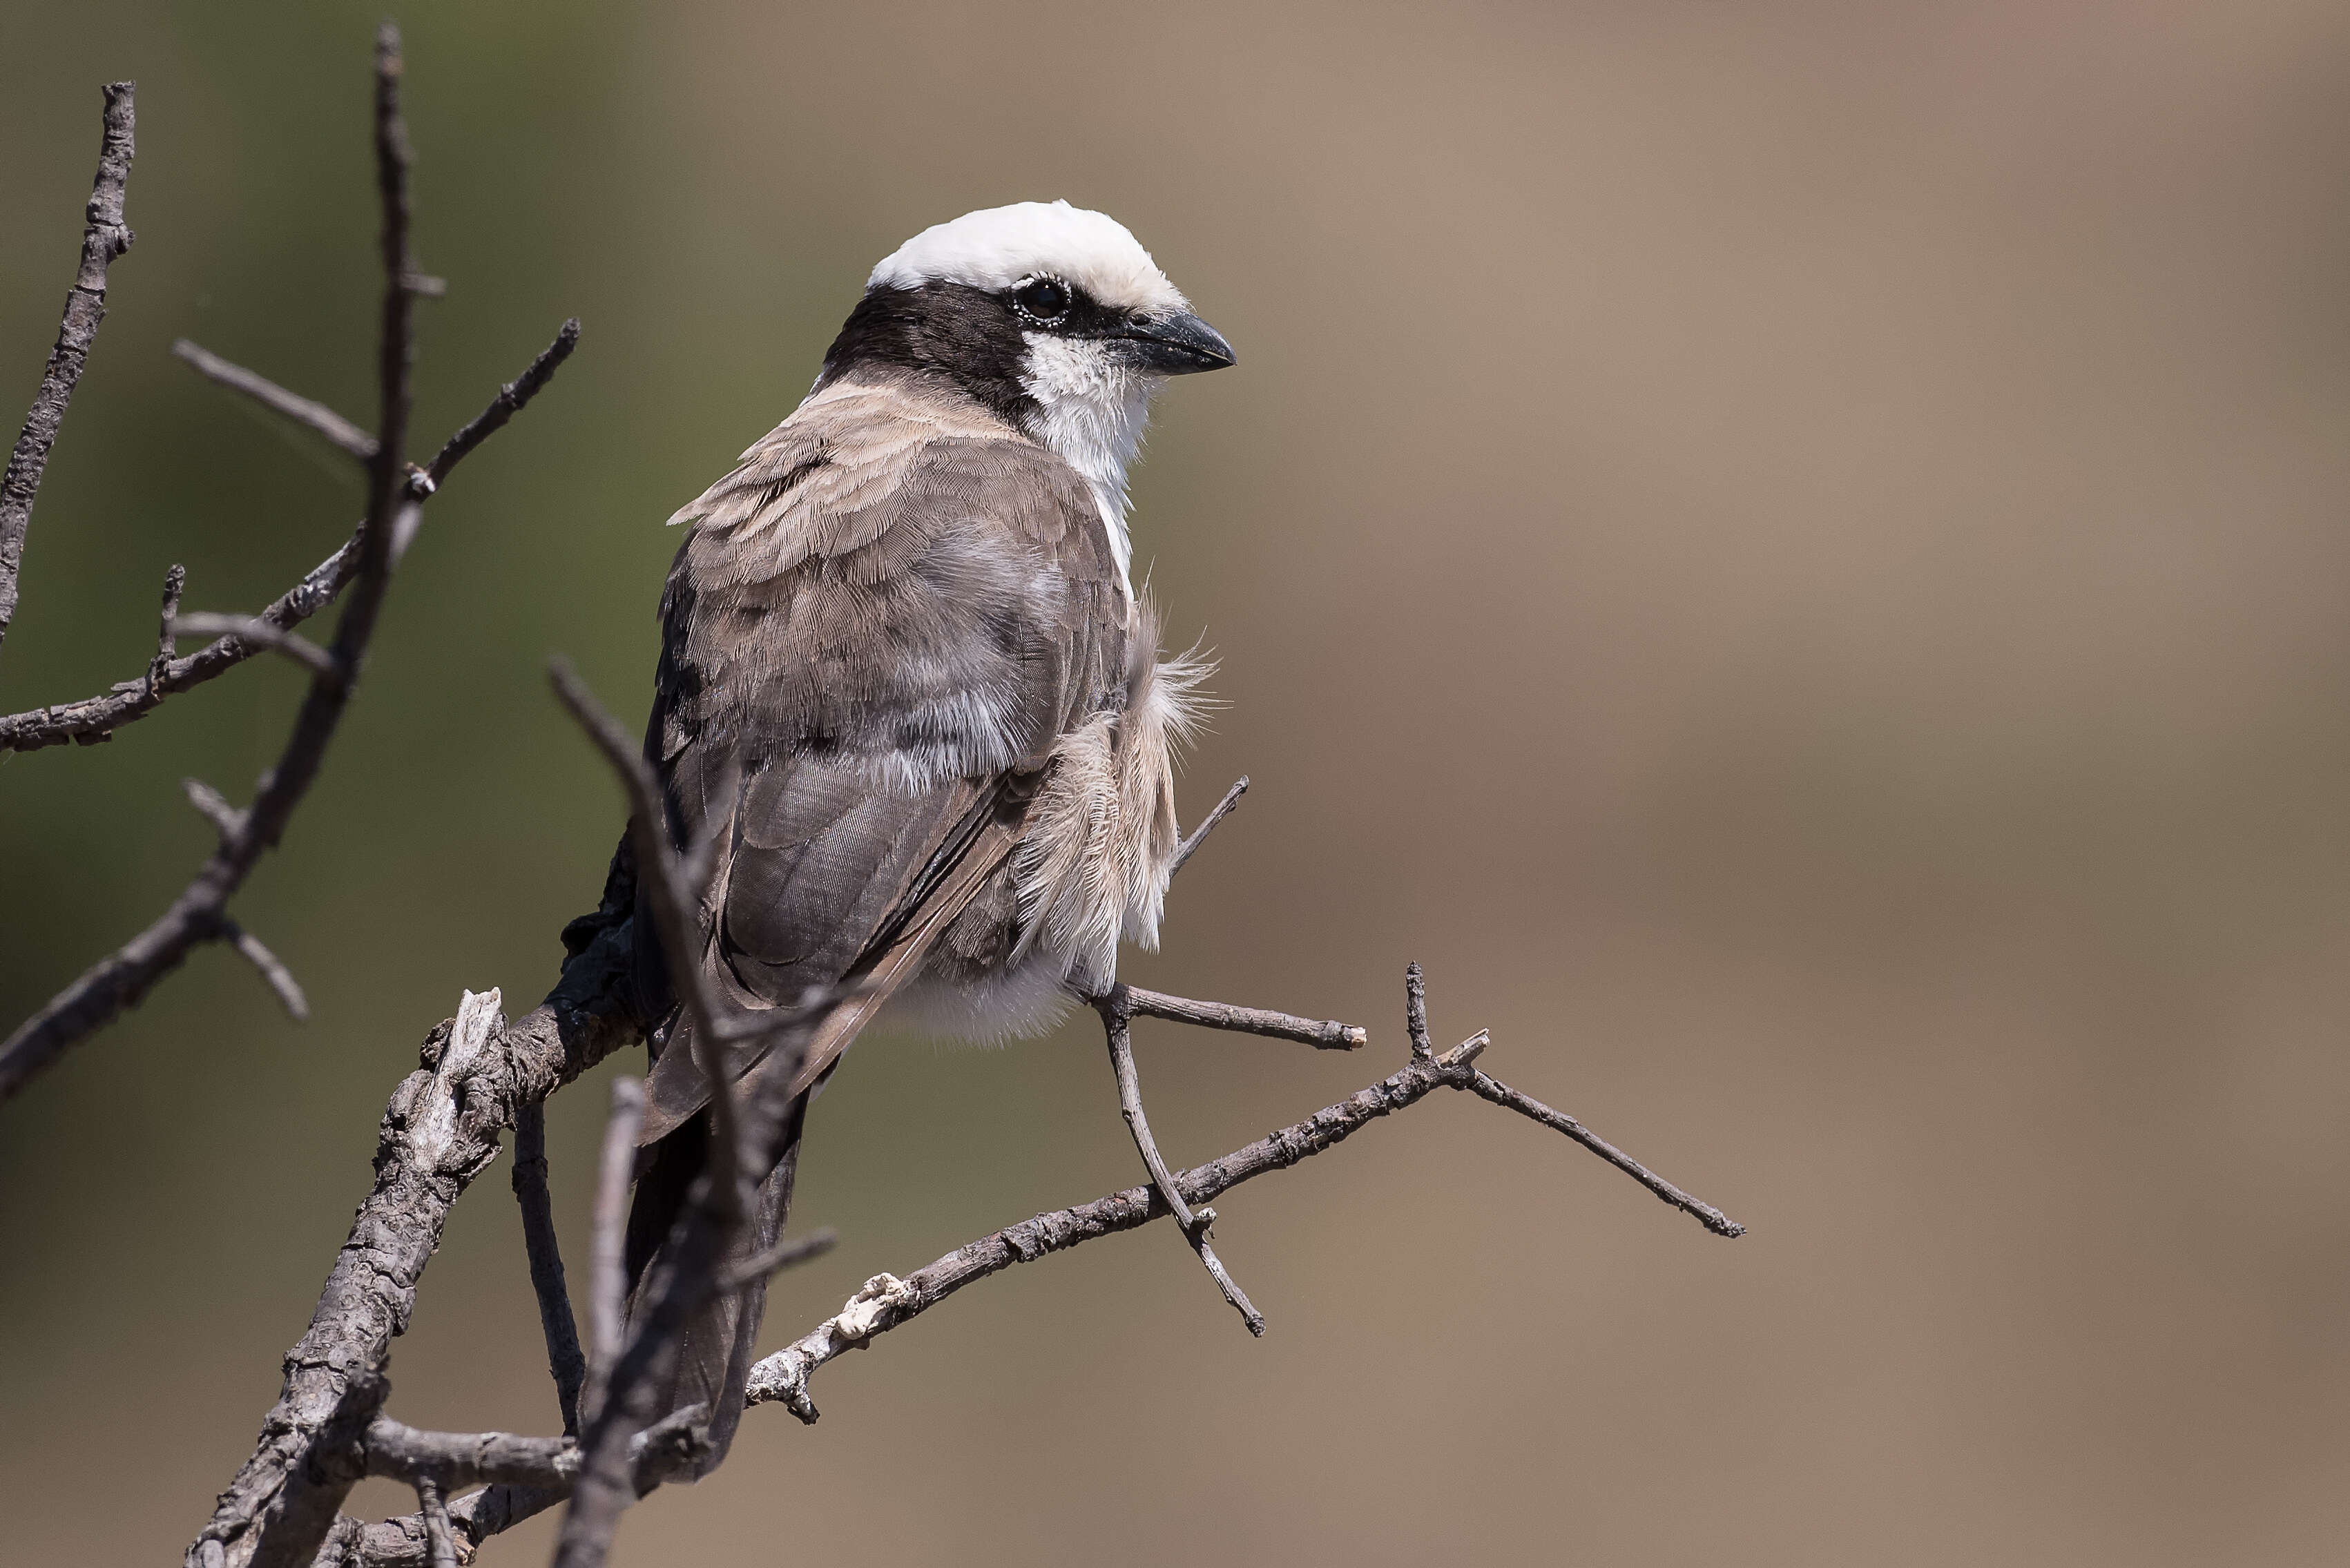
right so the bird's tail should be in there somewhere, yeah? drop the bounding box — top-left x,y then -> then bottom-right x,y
622,1068 -> 809,1473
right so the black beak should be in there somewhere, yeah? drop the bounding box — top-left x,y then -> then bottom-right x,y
1108,310 -> 1237,374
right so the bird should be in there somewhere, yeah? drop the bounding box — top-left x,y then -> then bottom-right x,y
622,200 -> 1235,1460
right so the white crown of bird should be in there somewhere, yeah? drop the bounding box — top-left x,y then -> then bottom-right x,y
868,200 -> 1190,318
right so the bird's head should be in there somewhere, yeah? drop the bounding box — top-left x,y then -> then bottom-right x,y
819,201 -> 1233,516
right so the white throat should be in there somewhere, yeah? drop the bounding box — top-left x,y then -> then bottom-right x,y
1018,333 -> 1159,595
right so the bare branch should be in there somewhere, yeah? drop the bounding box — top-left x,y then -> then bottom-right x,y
171,339 -> 377,461
1,537 -> 357,752
167,34 -> 591,1565
318,1406 -> 712,1567
1099,997 -> 1266,1335
1168,774 -> 1247,878
0,82 -> 134,654
580,1075 -> 646,1428
1,233 -> 579,1103
1465,1069 -> 1744,1237
1121,984 -> 1366,1050
713,1227 -> 838,1293
182,777 -> 244,841
325,969 -> 1736,1565
168,612 -> 342,682
750,971 -> 1740,1422
365,23 -> 414,588
511,1101 -> 588,1437
218,917 -> 309,1021
186,882 -> 647,1568
421,317 -> 580,487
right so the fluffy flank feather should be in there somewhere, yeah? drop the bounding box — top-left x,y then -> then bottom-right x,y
1010,597 -> 1213,991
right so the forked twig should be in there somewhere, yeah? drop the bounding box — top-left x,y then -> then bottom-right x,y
1098,994 -> 1266,1335
746,962 -> 1742,1427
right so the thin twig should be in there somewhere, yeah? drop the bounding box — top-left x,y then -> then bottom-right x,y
1121,984 -> 1365,1050
1100,998 -> 1267,1335
581,1075 -> 645,1429
0,82 -> 135,654
511,1101 -> 588,1436
168,612 -> 342,682
182,777 -> 244,842
1168,774 -> 1247,878
171,339 -> 377,461
218,917 -> 309,1021
414,1480 -> 455,1568
1,538 -> 358,753
365,22 -> 414,585
713,1227 -> 840,1293
1438,1029 -> 1490,1070
1465,1070 -> 1744,1237
423,317 -> 579,487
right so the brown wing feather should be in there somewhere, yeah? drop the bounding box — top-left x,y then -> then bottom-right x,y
633,374 -> 1125,1143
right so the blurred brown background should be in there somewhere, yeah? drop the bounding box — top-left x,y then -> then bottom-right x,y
5,1 -> 2348,1562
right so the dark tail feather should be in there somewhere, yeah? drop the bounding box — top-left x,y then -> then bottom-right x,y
622,1083 -> 809,1474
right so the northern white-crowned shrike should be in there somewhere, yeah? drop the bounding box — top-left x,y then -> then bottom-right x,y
624,201 -> 1233,1453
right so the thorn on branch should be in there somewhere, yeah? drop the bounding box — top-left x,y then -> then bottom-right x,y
1436,1027 -> 1489,1070
1168,774 -> 1248,879
218,916 -> 309,1021
182,776 -> 244,841
171,338 -> 378,461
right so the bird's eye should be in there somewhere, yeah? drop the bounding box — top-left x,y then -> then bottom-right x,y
1012,277 -> 1072,324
